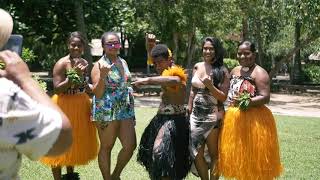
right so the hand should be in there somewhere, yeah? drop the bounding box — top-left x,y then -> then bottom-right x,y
73,58 -> 88,75
186,107 -> 192,118
200,75 -> 214,89
145,33 -> 156,51
98,60 -> 113,78
0,50 -> 31,84
131,78 -> 149,88
231,94 -> 240,106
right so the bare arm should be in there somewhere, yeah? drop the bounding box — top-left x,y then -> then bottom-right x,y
201,67 -> 229,102
187,86 -> 195,114
187,65 -> 197,114
250,66 -> 270,106
0,51 -> 72,156
145,33 -> 156,55
91,60 -> 113,99
218,67 -> 231,101
52,58 -> 71,94
132,75 -> 182,87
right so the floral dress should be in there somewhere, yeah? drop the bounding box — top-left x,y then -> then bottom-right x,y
92,56 -> 135,124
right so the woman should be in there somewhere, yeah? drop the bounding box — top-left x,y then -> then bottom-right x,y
216,41 -> 283,180
187,37 -> 230,180
41,31 -> 98,180
91,32 -> 136,180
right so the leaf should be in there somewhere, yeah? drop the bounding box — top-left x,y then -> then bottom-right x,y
66,68 -> 83,85
237,91 -> 251,111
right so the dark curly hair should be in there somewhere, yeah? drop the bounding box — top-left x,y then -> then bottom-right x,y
238,40 -> 256,53
151,44 -> 169,60
68,31 -> 86,45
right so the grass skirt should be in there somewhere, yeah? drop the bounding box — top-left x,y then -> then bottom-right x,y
41,93 -> 98,167
216,106 -> 283,180
137,114 -> 191,179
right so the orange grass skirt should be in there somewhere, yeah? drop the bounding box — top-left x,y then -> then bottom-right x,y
216,106 -> 283,180
41,93 -> 98,167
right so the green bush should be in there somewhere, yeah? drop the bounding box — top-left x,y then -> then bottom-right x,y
22,48 -> 37,63
302,64 -> 320,83
224,58 -> 239,71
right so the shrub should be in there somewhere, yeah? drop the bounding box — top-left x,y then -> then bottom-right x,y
224,58 -> 239,71
302,64 -> 320,84
22,48 -> 37,63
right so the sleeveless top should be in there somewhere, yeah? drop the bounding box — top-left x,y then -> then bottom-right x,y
190,75 -> 220,122
227,75 -> 256,106
92,55 -> 135,122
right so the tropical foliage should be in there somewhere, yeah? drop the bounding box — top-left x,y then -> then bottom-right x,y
1,0 -> 320,84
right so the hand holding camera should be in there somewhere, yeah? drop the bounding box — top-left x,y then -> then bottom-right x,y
0,50 -> 31,85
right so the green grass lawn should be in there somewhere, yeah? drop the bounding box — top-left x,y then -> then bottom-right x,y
19,108 -> 320,180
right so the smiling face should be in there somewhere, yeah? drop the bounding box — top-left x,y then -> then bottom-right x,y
103,34 -> 121,56
68,37 -> 84,58
237,44 -> 256,68
203,41 -> 215,63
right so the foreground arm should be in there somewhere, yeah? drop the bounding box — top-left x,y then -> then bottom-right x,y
0,50 -> 72,157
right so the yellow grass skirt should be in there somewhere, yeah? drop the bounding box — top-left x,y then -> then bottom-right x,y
216,106 -> 283,180
41,93 -> 98,167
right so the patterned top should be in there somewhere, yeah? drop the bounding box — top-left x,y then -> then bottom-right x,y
0,78 -> 62,179
227,75 -> 256,106
92,56 -> 135,122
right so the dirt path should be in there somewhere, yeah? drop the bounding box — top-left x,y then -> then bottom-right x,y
267,93 -> 320,118
134,93 -> 320,118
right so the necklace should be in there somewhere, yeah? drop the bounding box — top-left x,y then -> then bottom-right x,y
69,55 -> 79,67
241,64 -> 256,73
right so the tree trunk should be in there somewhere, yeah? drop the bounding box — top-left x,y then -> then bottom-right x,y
186,31 -> 196,70
241,17 -> 249,41
185,28 -> 196,103
74,0 -> 93,70
253,16 -> 263,66
173,32 -> 179,63
290,19 -> 302,84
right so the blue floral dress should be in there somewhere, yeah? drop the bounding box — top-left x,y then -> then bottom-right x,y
92,56 -> 135,124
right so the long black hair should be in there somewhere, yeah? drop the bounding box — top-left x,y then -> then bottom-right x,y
202,37 -> 225,87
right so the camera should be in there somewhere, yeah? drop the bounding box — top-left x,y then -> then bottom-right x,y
0,34 -> 23,56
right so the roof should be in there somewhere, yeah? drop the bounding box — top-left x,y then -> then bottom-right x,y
89,39 -> 103,56
309,52 -> 320,60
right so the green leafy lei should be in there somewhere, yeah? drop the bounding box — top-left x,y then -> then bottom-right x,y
66,68 -> 83,85
237,91 -> 251,111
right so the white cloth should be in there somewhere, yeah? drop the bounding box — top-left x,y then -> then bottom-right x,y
0,78 -> 62,179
